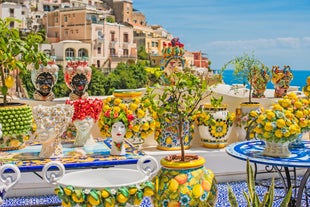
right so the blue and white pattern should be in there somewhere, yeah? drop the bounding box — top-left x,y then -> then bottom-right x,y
1,180 -> 309,206
226,140 -> 310,168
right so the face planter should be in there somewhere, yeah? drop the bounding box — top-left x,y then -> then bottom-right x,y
71,73 -> 88,97
110,121 -> 126,156
64,59 -> 92,100
32,104 -> 74,158
66,98 -> 103,147
31,60 -> 59,101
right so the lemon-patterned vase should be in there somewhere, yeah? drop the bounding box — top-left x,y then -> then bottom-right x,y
153,155 -> 218,207
198,105 -> 233,149
156,117 -> 194,151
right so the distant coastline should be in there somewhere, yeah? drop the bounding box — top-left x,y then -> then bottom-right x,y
221,69 -> 310,89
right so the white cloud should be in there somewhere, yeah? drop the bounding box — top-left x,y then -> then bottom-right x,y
208,37 -> 310,51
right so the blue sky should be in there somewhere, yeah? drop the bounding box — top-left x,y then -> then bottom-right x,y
134,0 -> 310,70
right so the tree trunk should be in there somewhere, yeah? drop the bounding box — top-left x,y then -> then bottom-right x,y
178,116 -> 185,161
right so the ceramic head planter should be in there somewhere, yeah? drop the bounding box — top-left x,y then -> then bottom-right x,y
98,97 -> 136,156
66,98 -> 103,147
64,58 -> 92,100
31,59 -> 59,101
160,37 -> 185,85
32,104 -> 74,158
271,65 -> 293,98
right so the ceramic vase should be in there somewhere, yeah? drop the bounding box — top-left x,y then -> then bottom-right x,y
289,133 -> 305,149
0,164 -> 21,204
152,155 -> 218,207
42,156 -> 159,207
73,117 -> 96,147
32,104 -> 74,158
271,65 -> 293,98
31,60 -> 59,101
67,98 -> 103,147
236,102 -> 260,141
263,140 -> 291,158
155,116 -> 193,151
0,103 -> 33,150
110,121 -> 126,156
198,105 -> 233,149
64,58 -> 92,100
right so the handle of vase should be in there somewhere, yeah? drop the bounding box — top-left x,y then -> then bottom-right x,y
42,161 -> 66,185
0,164 -> 21,204
136,156 -> 160,178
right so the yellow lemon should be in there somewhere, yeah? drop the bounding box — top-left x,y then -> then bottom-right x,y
128,187 -> 137,195
117,193 -> 128,204
192,184 -> 204,198
143,187 -> 154,196
168,200 -> 180,207
4,75 -> 15,88
168,178 -> 179,192
87,195 -> 100,206
174,174 -> 188,184
101,190 -> 110,198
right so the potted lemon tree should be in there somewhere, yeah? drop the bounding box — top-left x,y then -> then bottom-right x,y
221,53 -> 270,141
0,17 -> 48,150
143,70 -> 218,206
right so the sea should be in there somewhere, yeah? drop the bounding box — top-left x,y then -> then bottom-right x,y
220,69 -> 310,90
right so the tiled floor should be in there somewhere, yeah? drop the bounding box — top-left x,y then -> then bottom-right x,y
1,180 -> 309,207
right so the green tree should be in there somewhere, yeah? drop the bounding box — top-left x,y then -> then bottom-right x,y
137,46 -> 148,60
0,17 -> 48,104
87,67 -> 107,96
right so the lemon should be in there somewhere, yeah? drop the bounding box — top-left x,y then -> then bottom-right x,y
101,190 -> 110,198
5,75 -> 15,88
168,178 -> 179,192
192,184 -> 204,198
117,193 -> 128,204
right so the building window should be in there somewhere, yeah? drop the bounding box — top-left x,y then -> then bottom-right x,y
65,31 -> 68,36
123,33 -> 129,42
9,9 -> 14,14
97,46 -> 101,54
78,48 -> 88,58
110,48 -> 116,56
111,32 -> 115,41
65,48 -> 75,58
64,16 -> 68,22
123,49 -> 128,56
55,16 -> 58,23
97,60 -> 100,68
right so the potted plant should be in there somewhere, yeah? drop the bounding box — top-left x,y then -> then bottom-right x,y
228,159 -> 292,206
194,96 -> 236,148
246,104 -> 300,157
143,71 -> 218,206
221,53 -> 269,141
0,17 -> 48,150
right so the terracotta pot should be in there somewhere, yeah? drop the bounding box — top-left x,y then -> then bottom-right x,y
152,155 -> 218,207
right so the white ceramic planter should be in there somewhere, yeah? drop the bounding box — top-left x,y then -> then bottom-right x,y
43,156 -> 159,207
0,164 -> 21,204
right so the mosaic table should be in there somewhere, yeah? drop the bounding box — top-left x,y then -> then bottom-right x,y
226,140 -> 310,207
0,138 -> 144,172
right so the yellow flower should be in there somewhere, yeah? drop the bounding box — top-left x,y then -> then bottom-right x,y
295,110 -> 304,119
137,109 -> 145,118
125,131 -> 133,138
276,119 -> 286,128
266,111 -> 275,120
114,98 -> 122,105
274,129 -> 283,138
272,104 -> 283,111
263,132 -> 272,138
113,106 -> 121,113
249,110 -> 258,117
257,114 -> 265,124
264,122 -> 273,131
132,125 -> 140,132
294,101 -> 303,109
287,92 -> 297,99
129,103 -> 138,111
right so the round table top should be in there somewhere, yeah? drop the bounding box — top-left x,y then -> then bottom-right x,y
226,140 -> 310,168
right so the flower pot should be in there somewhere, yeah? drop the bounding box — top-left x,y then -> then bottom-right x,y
289,133 -> 305,149
0,103 -> 33,150
155,117 -> 194,151
32,104 -> 74,158
236,102 -> 260,141
271,65 -> 293,98
263,140 -> 291,158
43,156 -> 159,207
197,105 -> 234,149
152,155 -> 217,207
